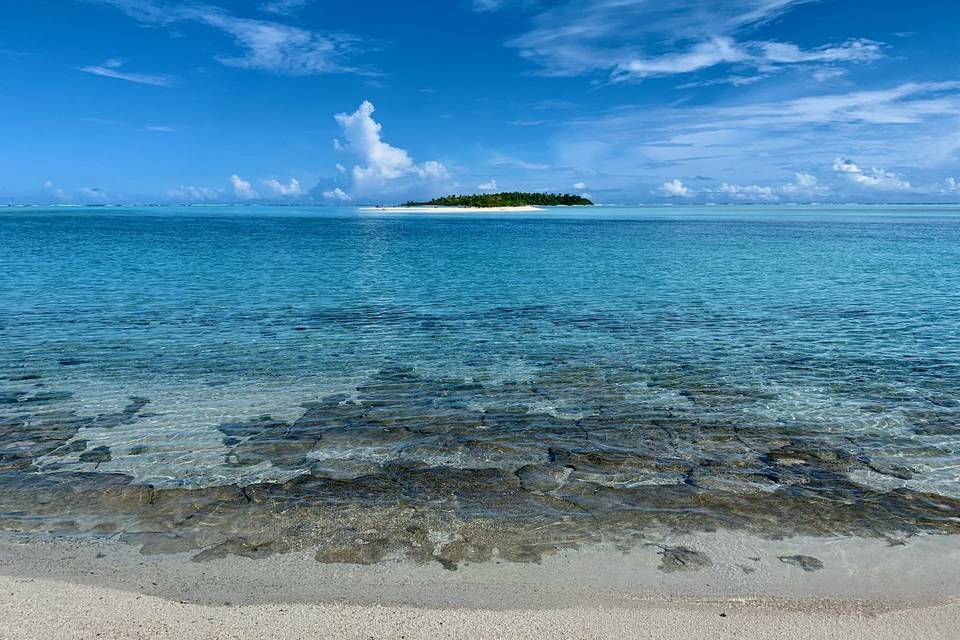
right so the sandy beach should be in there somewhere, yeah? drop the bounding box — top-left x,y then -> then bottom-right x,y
1,530 -> 958,639
4,573 -> 958,640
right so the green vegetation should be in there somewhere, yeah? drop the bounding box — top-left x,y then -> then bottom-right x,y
404,192 -> 593,207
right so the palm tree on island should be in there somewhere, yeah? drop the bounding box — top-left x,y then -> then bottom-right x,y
403,192 -> 593,207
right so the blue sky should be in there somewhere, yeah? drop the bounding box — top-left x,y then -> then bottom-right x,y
1,0 -> 959,204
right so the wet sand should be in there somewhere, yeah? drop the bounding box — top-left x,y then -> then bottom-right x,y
1,530 -> 957,639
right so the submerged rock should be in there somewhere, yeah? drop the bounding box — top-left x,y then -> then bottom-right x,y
515,463 -> 573,492
658,546 -> 712,573
778,554 -> 824,572
78,445 -> 111,464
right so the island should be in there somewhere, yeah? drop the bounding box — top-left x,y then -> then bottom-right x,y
402,192 -> 593,207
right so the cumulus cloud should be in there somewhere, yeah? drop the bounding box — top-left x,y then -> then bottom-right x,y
781,172 -> 819,194
322,187 -> 351,201
334,101 -> 415,184
945,177 -> 959,192
326,100 -> 450,199
718,182 -> 779,200
657,179 -> 693,198
77,58 -> 175,87
478,179 -> 498,190
574,181 -> 587,189
416,160 -> 450,180
263,177 -> 302,196
655,173 -> 829,202
832,158 -> 911,190
794,172 -> 818,188
230,174 -> 258,199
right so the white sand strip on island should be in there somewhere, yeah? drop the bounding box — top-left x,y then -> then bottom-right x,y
358,205 -> 545,212
2,573 -> 958,640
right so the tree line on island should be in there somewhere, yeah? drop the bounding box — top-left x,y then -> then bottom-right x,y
403,192 -> 593,207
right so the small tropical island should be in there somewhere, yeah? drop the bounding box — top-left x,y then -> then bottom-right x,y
403,192 -> 593,207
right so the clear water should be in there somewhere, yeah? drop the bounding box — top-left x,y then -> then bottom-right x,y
2,205 -> 959,564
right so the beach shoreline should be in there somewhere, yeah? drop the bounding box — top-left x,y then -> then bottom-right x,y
358,205 -> 546,212
1,529 -> 958,638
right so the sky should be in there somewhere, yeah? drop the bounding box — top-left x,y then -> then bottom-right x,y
1,0 -> 959,205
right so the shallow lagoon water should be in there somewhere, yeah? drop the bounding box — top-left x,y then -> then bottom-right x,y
1,205 -> 959,566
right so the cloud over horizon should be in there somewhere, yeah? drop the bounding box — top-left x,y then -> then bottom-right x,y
230,174 -> 258,199
3,0 -> 958,204
318,100 -> 451,201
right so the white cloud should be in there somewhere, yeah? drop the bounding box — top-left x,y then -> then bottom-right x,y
781,172 -> 820,194
574,181 -> 587,189
832,158 -> 861,174
758,39 -> 882,64
322,187 -> 351,200
43,180 -> 69,201
146,125 -> 178,132
614,38 -> 880,81
197,10 -> 363,75
496,1 -> 882,82
945,177 -> 959,192
167,185 -> 220,201
92,0 -> 365,76
811,67 -> 847,82
719,82 -> 960,126
544,80 -> 959,202
657,179 -> 693,198
794,172 -> 818,188
478,179 -> 498,190
330,100 -> 450,197
77,58 -> 175,87
230,174 -> 258,199
832,158 -> 911,190
335,101 -> 414,183
655,173 -> 828,201
614,37 -> 747,80
416,160 -> 449,180
718,182 -> 779,200
259,0 -> 309,15
263,177 -> 302,196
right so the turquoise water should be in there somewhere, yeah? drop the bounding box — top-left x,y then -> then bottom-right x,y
1,205 -> 959,563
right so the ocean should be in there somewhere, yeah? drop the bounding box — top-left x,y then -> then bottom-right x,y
1,205 -> 959,565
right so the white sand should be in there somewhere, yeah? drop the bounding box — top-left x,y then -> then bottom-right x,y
1,530 -> 958,639
3,573 -> 959,640
358,205 -> 545,213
